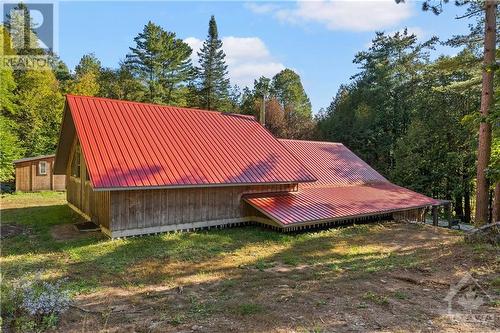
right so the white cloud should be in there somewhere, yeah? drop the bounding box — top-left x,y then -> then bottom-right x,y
248,0 -> 414,32
244,2 -> 280,14
185,36 -> 285,88
389,26 -> 425,39
184,37 -> 203,63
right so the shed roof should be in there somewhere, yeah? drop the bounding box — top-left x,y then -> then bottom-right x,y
55,95 -> 315,190
279,139 -> 386,187
14,154 -> 55,164
245,139 -> 440,226
245,183 -> 441,226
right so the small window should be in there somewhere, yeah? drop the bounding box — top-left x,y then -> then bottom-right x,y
38,161 -> 48,175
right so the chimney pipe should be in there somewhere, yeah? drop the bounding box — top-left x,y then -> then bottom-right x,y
260,96 -> 266,126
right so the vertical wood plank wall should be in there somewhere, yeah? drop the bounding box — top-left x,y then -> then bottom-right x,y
15,163 -> 31,192
66,139 -> 111,228
109,184 -> 296,235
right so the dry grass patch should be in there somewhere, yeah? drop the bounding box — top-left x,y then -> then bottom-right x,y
1,192 -> 499,332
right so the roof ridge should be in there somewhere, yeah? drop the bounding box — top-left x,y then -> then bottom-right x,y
65,94 -> 256,119
278,138 -> 343,145
304,180 -> 389,189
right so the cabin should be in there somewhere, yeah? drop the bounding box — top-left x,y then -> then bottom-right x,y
54,95 -> 443,238
14,155 -> 66,192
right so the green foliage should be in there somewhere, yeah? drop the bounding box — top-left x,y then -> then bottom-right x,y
316,30 -> 481,222
70,53 -> 101,96
0,116 -> 23,181
196,15 -> 230,111
239,72 -> 315,139
126,21 -> 194,105
318,30 -> 437,175
393,51 -> 479,200
271,68 -> 312,119
99,63 -> 146,101
14,68 -> 64,156
0,28 -> 17,116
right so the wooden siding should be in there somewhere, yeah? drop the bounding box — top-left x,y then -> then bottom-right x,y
15,157 -> 65,192
109,184 -> 296,236
66,139 -> 111,228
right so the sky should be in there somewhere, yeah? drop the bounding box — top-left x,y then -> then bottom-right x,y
56,0 -> 471,112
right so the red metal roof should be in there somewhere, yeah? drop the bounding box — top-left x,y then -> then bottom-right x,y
245,139 -> 440,226
65,95 -> 315,190
279,139 -> 387,187
245,183 -> 441,226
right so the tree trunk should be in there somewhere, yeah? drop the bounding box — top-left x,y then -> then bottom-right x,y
494,182 -> 500,222
475,0 -> 497,226
455,195 -> 464,222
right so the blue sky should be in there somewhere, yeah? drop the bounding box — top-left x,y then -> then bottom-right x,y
57,1 -> 471,112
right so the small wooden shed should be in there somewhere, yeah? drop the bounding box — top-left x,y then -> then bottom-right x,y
14,155 -> 66,192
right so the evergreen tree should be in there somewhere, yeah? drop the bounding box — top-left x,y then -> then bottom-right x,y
318,30 -> 436,175
197,15 -> 230,110
126,21 -> 193,105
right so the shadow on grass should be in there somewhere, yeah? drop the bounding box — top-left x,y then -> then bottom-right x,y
3,202 -> 498,332
56,223 -> 499,333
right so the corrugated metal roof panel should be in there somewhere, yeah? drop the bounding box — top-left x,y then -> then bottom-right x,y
66,95 -> 316,190
245,183 -> 441,226
279,139 -> 387,187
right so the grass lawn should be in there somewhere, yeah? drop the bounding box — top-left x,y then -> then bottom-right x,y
1,192 -> 499,332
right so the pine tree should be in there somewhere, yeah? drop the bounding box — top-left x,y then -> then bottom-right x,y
197,15 -> 230,110
126,21 -> 193,105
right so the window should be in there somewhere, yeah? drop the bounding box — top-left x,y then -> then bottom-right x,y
71,146 -> 81,178
38,161 -> 48,175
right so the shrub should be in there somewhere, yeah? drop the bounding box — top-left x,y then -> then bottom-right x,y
1,274 -> 71,332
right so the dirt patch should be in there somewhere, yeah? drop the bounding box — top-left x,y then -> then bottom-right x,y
1,224 -> 30,239
56,223 -> 499,333
50,224 -> 103,242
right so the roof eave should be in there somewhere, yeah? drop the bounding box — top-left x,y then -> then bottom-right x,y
91,180 -> 308,192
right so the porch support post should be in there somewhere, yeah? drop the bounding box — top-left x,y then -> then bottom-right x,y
432,206 -> 439,227
445,202 -> 452,227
